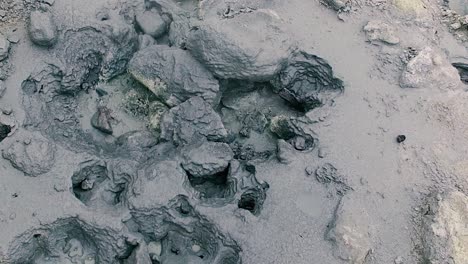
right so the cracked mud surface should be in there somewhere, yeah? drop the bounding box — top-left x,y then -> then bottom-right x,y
1,0 -> 468,263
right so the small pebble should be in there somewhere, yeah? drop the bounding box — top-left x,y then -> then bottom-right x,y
7,34 -> 20,44
42,0 -> 55,5
148,241 -> 162,256
0,80 -> 6,98
450,22 -> 461,30
396,135 -> 406,143
318,147 -> 327,158
84,256 -> 95,264
394,256 -> 403,264
2,107 -> 13,115
96,88 -> 108,97
191,244 -> 201,253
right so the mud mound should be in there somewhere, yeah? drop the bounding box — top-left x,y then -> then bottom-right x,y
128,195 -> 242,264
7,217 -> 130,263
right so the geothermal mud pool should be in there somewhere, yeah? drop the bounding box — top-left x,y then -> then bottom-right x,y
1,0 -> 468,263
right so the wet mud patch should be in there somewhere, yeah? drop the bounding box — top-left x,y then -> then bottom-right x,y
6,217 -> 131,264
126,195 -> 242,264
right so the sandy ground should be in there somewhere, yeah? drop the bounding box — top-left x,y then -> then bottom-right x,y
1,0 -> 468,263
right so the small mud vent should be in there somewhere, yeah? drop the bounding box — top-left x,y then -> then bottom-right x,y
6,218 -> 131,263
0,122 -> 11,142
181,141 -> 237,203
180,141 -> 269,213
186,165 -> 236,201
452,62 -> 468,84
185,162 -> 269,214
71,159 -> 137,208
238,186 -> 268,215
126,195 -> 242,264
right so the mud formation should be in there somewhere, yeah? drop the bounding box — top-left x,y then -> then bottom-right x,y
128,45 -> 220,107
420,191 -> 468,263
127,195 -> 242,264
0,0 -> 344,261
3,0 -> 465,263
7,217 -> 130,263
2,134 -> 56,176
71,158 -> 138,208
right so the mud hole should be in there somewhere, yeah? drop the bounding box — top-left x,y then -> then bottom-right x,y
2,0 -> 468,263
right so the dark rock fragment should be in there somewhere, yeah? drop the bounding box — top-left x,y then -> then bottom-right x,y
396,134 -> 406,143
91,106 -> 113,135
95,88 -> 108,97
271,51 -> 344,112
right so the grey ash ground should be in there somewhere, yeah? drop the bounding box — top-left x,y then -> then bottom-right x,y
1,0 -> 468,263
